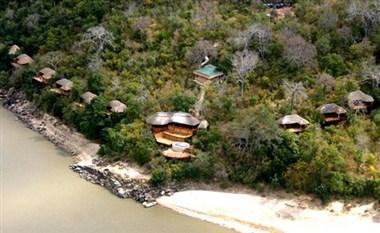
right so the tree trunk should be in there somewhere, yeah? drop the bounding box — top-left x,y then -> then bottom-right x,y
290,91 -> 296,112
239,80 -> 244,97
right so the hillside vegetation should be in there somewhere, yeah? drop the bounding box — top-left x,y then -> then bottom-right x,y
1,0 -> 380,202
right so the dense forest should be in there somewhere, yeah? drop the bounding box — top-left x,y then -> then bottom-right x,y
1,0 -> 380,202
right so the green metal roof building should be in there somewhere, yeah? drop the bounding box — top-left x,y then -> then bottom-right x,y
193,64 -> 224,85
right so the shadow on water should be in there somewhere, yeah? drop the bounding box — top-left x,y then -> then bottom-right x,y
54,147 -> 70,157
28,134 -> 71,157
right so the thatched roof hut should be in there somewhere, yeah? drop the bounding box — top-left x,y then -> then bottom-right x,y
146,112 -> 200,127
13,54 -> 33,66
147,112 -> 201,145
320,103 -> 347,115
108,100 -> 126,113
278,114 -> 309,133
55,78 -> 73,91
320,103 -> 347,124
33,67 -> 56,83
80,91 -> 97,104
347,90 -> 374,111
8,44 -> 20,55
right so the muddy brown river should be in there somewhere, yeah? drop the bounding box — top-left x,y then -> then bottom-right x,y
0,107 -> 234,233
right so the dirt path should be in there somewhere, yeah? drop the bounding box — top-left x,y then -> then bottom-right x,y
193,87 -> 206,118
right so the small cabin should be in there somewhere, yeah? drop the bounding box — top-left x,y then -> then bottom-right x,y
347,90 -> 374,112
193,64 -> 224,85
80,91 -> 97,104
11,54 -> 33,68
146,112 -> 200,145
108,100 -> 126,113
53,78 -> 73,95
320,103 -> 347,124
33,67 -> 56,84
278,114 -> 309,133
8,44 -> 20,55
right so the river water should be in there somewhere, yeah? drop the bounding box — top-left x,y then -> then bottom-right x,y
0,107 -> 233,233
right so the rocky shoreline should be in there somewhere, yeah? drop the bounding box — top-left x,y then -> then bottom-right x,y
1,88 -> 176,207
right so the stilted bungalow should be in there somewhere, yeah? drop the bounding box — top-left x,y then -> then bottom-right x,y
347,90 -> 374,112
11,54 -> 33,68
108,100 -> 126,113
80,91 -> 97,104
8,44 -> 20,55
320,103 -> 347,124
52,78 -> 73,95
278,114 -> 309,133
33,67 -> 56,84
193,64 -> 224,85
162,142 -> 194,160
146,112 -> 200,145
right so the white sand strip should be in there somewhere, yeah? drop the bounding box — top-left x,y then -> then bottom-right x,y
157,190 -> 380,233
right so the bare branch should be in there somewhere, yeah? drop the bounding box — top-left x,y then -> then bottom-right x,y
280,28 -> 317,68
316,73 -> 335,92
347,0 -> 380,36
362,65 -> 380,88
131,16 -> 151,32
231,49 -> 259,96
186,40 -> 217,65
38,51 -> 66,70
80,25 -> 114,71
282,80 -> 308,111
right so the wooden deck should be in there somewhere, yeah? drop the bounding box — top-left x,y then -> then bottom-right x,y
155,133 -> 175,145
50,88 -> 69,96
324,116 -> 345,123
154,131 -> 193,145
286,128 -> 305,133
162,148 -> 194,159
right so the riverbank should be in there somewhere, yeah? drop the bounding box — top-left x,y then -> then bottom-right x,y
1,88 -> 176,206
158,190 -> 380,233
2,88 -> 380,233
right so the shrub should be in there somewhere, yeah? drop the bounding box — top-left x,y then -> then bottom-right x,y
320,53 -> 348,76
150,167 -> 167,186
171,92 -> 196,112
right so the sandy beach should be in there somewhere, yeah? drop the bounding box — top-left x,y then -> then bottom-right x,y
3,89 -> 380,233
158,190 -> 380,233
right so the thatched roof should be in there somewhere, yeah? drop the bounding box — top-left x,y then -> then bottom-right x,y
278,114 -> 310,126
146,112 -> 200,127
108,100 -> 126,113
15,54 -> 33,65
8,44 -> 20,55
320,103 -> 347,115
56,78 -> 73,91
80,91 -> 97,104
38,67 -> 56,80
347,91 -> 374,109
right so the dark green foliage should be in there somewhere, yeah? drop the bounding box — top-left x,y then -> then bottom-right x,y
170,92 -> 196,112
225,106 -> 298,186
0,71 -> 8,88
320,53 -> 348,77
100,120 -> 157,164
1,0 -> 380,202
78,97 -> 111,139
87,72 -> 106,94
